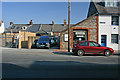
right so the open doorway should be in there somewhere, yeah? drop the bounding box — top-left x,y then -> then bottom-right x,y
73,29 -> 88,44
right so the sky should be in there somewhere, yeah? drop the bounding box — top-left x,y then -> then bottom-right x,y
2,2 -> 90,28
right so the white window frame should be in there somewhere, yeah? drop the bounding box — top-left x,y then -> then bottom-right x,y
111,16 -> 119,26
64,34 -> 68,42
105,0 -> 119,7
21,26 -> 27,30
111,34 -> 119,44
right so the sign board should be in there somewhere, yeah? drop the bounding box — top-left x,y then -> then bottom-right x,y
75,31 -> 86,35
119,34 -> 120,40
76,34 -> 85,37
64,34 -> 68,41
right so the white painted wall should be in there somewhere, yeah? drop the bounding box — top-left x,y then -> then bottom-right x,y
98,15 -> 119,51
0,22 -> 4,33
118,26 -> 120,51
118,16 -> 120,50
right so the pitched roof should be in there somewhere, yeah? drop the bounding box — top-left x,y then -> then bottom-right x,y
88,0 -> 120,16
28,24 -> 40,32
5,23 -> 69,34
53,24 -> 68,32
36,24 -> 69,33
5,24 -> 30,33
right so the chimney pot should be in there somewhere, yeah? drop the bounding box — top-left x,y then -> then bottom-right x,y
10,22 -> 13,25
64,19 -> 66,26
1,21 -> 3,23
52,21 -> 54,25
29,20 -> 33,25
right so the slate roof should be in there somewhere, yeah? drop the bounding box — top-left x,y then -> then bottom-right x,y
53,24 -> 68,32
5,24 -> 31,33
88,0 -> 120,17
28,24 -> 41,33
37,24 -> 68,34
5,23 -> 69,34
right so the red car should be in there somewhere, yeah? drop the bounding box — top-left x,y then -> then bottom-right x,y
72,41 -> 114,56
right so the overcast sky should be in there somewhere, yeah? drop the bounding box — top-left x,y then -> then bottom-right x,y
2,1 -> 90,28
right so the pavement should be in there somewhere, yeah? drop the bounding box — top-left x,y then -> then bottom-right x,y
1,47 -> 120,79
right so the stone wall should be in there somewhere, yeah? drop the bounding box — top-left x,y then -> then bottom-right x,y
60,15 -> 98,49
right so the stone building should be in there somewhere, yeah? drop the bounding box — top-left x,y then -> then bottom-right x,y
60,0 -> 120,53
60,14 -> 98,49
88,0 -> 120,52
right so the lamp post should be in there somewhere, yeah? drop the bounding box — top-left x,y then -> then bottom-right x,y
68,0 -> 71,52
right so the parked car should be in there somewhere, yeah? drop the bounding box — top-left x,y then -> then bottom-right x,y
32,39 -> 38,48
50,37 -> 55,47
72,41 -> 114,56
37,36 -> 50,48
49,36 -> 59,47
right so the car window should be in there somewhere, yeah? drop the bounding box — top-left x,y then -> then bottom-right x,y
38,37 -> 49,42
79,42 -> 89,46
90,42 -> 100,47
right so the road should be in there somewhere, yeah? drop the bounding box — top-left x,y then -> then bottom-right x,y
1,47 -> 120,79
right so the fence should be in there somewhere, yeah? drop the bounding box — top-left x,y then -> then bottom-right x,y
1,31 -> 36,48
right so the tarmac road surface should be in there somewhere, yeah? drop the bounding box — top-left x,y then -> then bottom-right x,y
1,47 -> 120,79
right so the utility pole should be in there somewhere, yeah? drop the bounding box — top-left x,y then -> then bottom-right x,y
68,0 -> 71,52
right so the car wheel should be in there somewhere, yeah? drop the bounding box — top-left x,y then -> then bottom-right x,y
77,49 -> 84,56
104,50 -> 111,56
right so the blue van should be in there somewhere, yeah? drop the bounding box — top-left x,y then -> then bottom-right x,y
37,36 -> 50,48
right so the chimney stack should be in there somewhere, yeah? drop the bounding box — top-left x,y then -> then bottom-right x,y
10,22 -> 13,26
64,19 -> 66,26
1,21 -> 3,23
52,21 -> 54,25
29,20 -> 33,25
52,21 -> 54,32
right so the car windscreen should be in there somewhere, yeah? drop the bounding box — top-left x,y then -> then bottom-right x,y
38,37 -> 49,42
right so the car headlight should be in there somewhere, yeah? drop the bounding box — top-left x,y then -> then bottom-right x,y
46,43 -> 49,45
37,43 -> 39,45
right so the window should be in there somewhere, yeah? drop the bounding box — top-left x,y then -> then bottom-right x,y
105,0 -> 119,7
79,42 -> 89,46
21,26 -> 27,30
16,26 -> 19,29
111,34 -> 118,44
90,42 -> 100,47
11,26 -> 15,29
112,16 -> 119,25
64,34 -> 68,42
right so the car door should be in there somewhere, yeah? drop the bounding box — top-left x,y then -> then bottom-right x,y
78,42 -> 90,52
89,41 -> 104,53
